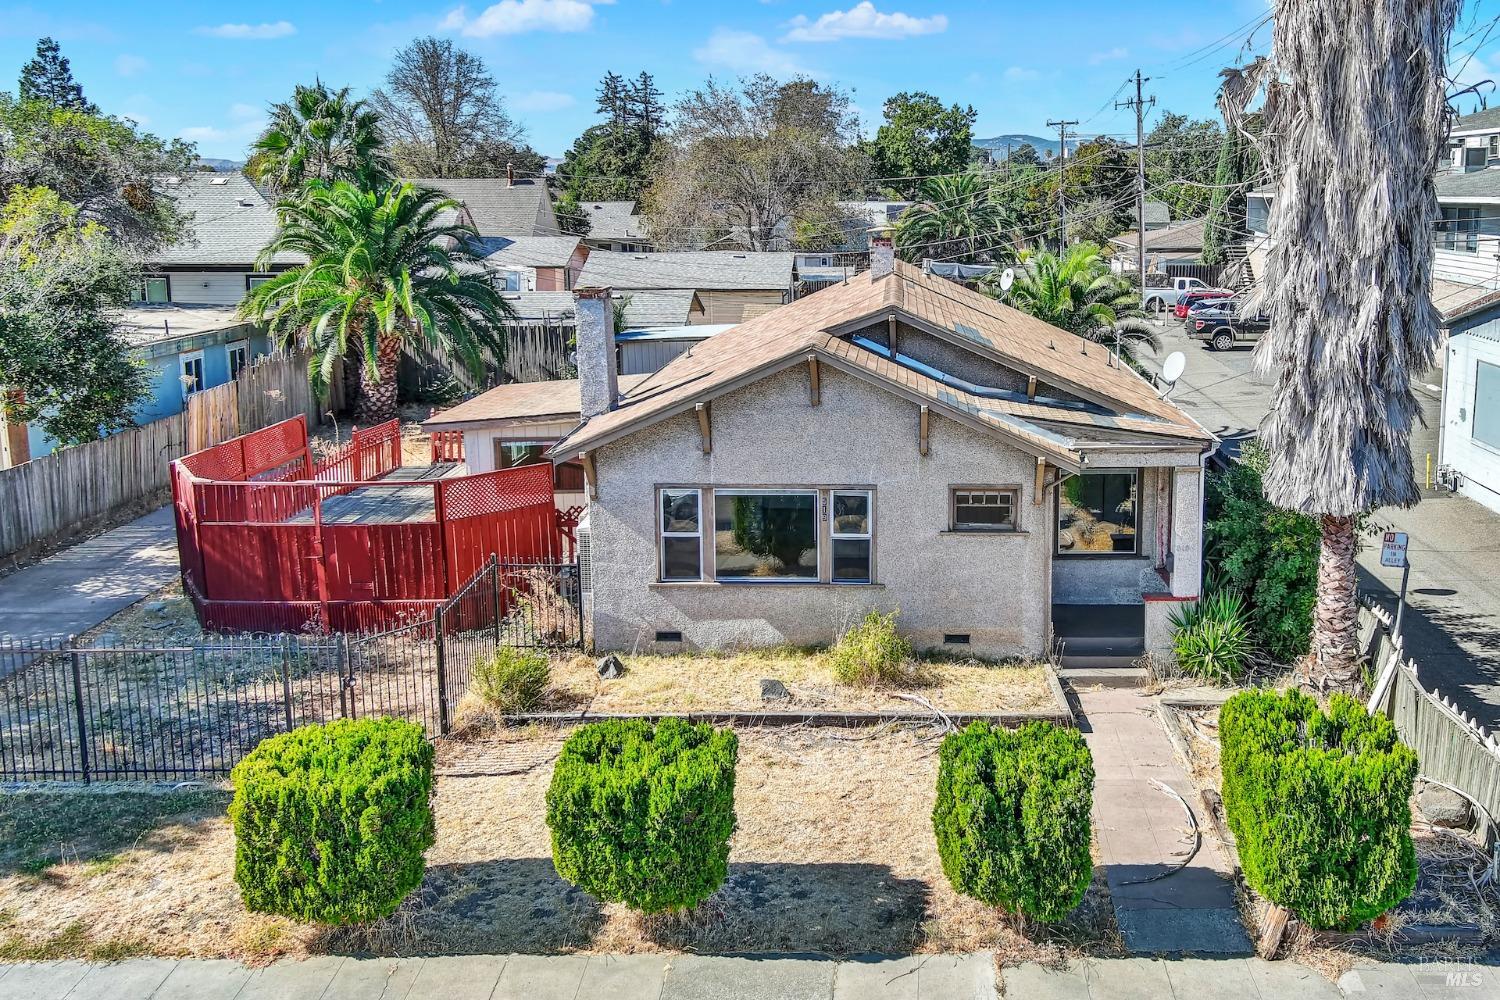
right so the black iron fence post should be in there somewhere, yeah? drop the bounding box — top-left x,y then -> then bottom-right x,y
280,635 -> 295,731
434,606 -> 450,736
343,633 -> 356,720
491,556 -> 502,647
67,638 -> 90,784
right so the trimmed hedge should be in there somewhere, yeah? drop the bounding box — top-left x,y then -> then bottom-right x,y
546,718 -> 737,913
228,718 -> 435,925
932,720 -> 1095,922
1220,689 -> 1418,930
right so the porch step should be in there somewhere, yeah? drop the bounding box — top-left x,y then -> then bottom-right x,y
1059,655 -> 1150,690
1056,635 -> 1145,657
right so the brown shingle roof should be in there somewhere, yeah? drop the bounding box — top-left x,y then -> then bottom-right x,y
551,261 -> 1211,466
423,374 -> 652,429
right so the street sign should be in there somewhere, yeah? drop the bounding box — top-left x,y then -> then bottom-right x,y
1380,531 -> 1409,568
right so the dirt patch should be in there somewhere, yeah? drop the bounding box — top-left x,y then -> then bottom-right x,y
0,727 -> 1117,964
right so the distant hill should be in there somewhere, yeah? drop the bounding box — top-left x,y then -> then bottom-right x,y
196,158 -> 244,172
973,134 -> 1086,160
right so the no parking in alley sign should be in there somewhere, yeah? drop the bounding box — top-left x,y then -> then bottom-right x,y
1380,531 -> 1409,569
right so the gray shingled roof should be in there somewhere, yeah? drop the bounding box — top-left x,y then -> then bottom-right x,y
406,177 -> 557,236
1144,200 -> 1170,226
1436,170 -> 1500,200
497,291 -> 577,322
583,201 -> 650,241
475,235 -> 581,268
153,173 -> 299,267
616,289 -> 701,327
1452,108 -> 1500,133
578,251 -> 794,291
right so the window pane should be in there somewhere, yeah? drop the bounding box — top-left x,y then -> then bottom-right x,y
497,443 -> 547,469
661,490 -> 699,533
832,539 -> 871,582
1475,362 -> 1500,450
955,489 -> 1014,529
1058,473 -> 1137,554
832,492 -> 869,535
714,492 -> 817,580
662,537 -> 701,581
147,278 -> 169,303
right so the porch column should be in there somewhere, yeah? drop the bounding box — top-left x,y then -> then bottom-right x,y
1170,465 -> 1203,598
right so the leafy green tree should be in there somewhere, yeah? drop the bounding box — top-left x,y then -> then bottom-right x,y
18,37 -> 93,112
0,94 -> 195,253
1201,117 -> 1263,265
1059,137 -> 1134,244
1007,143 -> 1044,168
1145,112 -> 1222,220
894,170 -> 1006,263
247,82 -> 392,196
994,242 -> 1161,365
556,71 -> 668,224
864,91 -> 977,198
0,187 -> 149,444
240,180 -> 515,424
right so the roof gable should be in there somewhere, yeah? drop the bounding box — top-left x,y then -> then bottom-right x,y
577,251 -> 795,291
154,173 -> 299,267
406,177 -> 556,236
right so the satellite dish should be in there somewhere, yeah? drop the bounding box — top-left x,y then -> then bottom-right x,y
998,267 -> 1015,292
1161,351 -> 1187,385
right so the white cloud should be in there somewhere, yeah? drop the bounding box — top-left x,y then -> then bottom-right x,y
114,53 -> 148,77
179,106 -> 266,144
693,27 -> 812,76
229,102 -> 262,121
442,0 -> 602,37
1003,66 -> 1040,82
510,90 -> 576,113
195,21 -> 296,39
782,2 -> 946,42
1089,46 -> 1128,65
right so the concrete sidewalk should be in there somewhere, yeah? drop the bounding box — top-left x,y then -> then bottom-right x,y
0,506 -> 177,645
2,953 -> 1493,999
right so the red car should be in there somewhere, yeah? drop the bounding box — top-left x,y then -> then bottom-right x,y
1174,288 -> 1234,320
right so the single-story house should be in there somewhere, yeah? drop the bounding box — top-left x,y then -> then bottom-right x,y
407,174 -> 558,238
475,235 -> 588,291
1143,200 -> 1171,230
551,246 -> 1214,662
576,251 -> 795,325
581,201 -> 653,253
1109,218 -> 1207,271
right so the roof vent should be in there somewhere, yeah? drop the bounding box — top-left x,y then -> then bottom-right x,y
209,177 -> 229,185
238,199 -> 256,207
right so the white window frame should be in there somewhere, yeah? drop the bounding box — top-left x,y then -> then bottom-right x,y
245,274 -> 275,291
226,340 -> 249,382
133,275 -> 170,304
658,487 -> 703,582
829,489 -> 873,584
178,350 -> 205,399
496,270 -> 522,292
711,488 -> 820,584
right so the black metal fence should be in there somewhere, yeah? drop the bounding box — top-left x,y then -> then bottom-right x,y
0,557 -> 582,782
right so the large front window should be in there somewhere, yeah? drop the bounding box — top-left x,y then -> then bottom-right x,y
714,490 -> 818,581
1057,471 -> 1137,555
494,441 -> 548,470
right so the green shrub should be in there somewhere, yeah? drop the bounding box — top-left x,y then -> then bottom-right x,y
472,647 -> 550,713
1169,590 -> 1252,682
830,610 -> 913,685
546,718 -> 738,913
228,718 -> 435,925
1220,689 -> 1418,930
932,720 -> 1095,922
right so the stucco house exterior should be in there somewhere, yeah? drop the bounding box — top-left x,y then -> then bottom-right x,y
549,244 -> 1215,666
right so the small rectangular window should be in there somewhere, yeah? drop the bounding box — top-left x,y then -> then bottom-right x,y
494,441 -> 549,470
496,270 -> 522,292
951,487 -> 1017,531
226,341 -> 249,381
943,634 -> 971,645
830,490 -> 872,583
659,488 -> 702,581
179,351 -> 205,399
245,274 -> 274,291
133,276 -> 169,304
655,630 -> 683,643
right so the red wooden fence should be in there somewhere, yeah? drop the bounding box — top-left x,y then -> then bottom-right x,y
171,415 -> 565,634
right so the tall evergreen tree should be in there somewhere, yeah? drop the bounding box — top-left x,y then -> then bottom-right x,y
18,37 -> 94,112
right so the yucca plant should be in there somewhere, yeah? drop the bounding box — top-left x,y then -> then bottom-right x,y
1170,590 -> 1252,683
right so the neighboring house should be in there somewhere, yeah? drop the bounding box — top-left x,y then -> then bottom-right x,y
551,249 -> 1214,663
616,324 -> 735,376
408,174 -> 558,238
142,173 -> 300,306
1143,200 -> 1171,230
581,201 -> 653,253
1109,218 -> 1207,272
576,251 -> 795,325
1445,107 -> 1500,174
496,289 -> 706,329
20,305 -> 271,462
475,235 -> 588,291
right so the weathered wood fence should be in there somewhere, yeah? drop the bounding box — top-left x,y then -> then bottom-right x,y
401,322 -> 574,397
1362,602 -> 1500,839
0,351 -> 323,562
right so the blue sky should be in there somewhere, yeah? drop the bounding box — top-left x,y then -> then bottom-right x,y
0,1 -> 1492,163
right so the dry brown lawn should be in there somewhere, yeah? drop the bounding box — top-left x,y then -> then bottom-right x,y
534,650 -> 1057,717
0,727 -> 1116,964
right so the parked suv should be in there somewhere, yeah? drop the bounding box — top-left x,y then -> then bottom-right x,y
1188,302 -> 1269,351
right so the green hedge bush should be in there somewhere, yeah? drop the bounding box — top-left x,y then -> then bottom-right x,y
546,718 -> 738,913
830,610 -> 913,685
472,647 -> 550,713
228,718 -> 435,925
1220,689 -> 1418,930
932,720 -> 1095,922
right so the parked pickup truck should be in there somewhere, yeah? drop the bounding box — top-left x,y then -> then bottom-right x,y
1142,275 -> 1215,313
1187,301 -> 1269,351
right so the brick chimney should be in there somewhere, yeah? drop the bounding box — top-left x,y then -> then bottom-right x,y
506,162 -> 514,187
574,287 -> 618,420
869,228 -> 895,280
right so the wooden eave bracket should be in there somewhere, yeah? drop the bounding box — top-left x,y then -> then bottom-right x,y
696,401 -> 712,454
580,451 -> 598,500
807,356 -> 821,406
919,404 -> 930,457
1033,456 -> 1047,505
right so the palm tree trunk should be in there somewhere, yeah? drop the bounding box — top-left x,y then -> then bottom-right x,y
1304,514 -> 1361,693
354,336 -> 401,425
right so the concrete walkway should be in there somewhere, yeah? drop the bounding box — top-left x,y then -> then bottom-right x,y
2,953 -> 1493,999
0,507 -> 177,645
1075,688 -> 1253,955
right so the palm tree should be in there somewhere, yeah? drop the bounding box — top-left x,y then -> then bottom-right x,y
241,180 -> 513,424
248,82 -> 392,195
893,171 -> 1006,264
994,242 -> 1161,367
1220,1 -> 1456,691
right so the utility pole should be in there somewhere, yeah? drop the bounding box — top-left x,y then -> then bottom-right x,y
1116,71 -> 1156,301
1046,118 -> 1078,251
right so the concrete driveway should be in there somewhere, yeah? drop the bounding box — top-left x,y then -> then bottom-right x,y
0,506 -> 179,646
